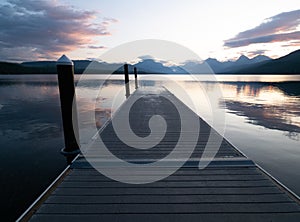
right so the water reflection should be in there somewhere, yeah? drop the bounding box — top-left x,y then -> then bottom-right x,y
220,82 -> 300,140
0,75 -> 66,221
0,75 -> 125,220
1,74 -> 300,220
272,82 -> 300,96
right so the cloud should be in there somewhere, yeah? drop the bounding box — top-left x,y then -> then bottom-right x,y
246,49 -> 268,57
88,45 -> 107,49
102,17 -> 118,25
282,41 -> 300,47
224,10 -> 300,48
138,55 -> 154,60
0,0 -> 116,61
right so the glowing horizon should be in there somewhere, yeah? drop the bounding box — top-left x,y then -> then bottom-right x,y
0,0 -> 300,62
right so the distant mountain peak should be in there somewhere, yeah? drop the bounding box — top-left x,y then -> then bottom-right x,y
3,49 -> 299,75
230,49 -> 300,74
134,59 -> 188,74
251,55 -> 271,63
236,55 -> 250,61
205,58 -> 218,62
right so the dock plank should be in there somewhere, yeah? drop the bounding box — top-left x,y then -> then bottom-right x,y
52,187 -> 283,196
29,213 -> 300,222
45,194 -> 292,204
36,202 -> 300,214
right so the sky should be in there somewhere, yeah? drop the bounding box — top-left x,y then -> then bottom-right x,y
0,0 -> 300,62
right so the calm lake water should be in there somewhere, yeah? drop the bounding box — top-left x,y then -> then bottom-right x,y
1,74 -> 300,221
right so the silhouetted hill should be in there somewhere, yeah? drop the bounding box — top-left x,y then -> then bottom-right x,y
251,55 -> 271,63
232,50 -> 300,74
73,60 -> 92,73
198,55 -> 271,73
135,59 -> 187,74
22,61 -> 57,73
113,59 -> 188,74
204,58 -> 232,73
235,55 -> 251,65
0,62 -> 26,74
0,50 -> 299,74
0,60 -> 94,74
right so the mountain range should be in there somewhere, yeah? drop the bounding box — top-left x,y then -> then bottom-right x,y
0,49 -> 300,74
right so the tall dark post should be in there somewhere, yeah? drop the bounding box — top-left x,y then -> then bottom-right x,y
134,67 -> 138,89
124,64 -> 130,98
57,55 -> 80,158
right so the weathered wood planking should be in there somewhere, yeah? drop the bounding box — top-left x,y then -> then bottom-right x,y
27,87 -> 300,222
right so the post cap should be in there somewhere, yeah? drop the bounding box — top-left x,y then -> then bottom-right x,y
57,55 -> 73,66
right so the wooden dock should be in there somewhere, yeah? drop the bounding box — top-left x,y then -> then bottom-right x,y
21,87 -> 300,221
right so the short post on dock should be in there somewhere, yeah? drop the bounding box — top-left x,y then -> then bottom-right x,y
134,67 -> 138,89
124,64 -> 130,98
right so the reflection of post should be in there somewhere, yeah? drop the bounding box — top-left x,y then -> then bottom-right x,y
57,55 -> 80,161
124,64 -> 130,98
134,67 -> 138,89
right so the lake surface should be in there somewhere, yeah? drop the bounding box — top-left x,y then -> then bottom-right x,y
1,74 -> 300,221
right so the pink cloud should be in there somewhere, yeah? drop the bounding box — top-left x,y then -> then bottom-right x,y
0,0 -> 117,61
224,10 -> 300,48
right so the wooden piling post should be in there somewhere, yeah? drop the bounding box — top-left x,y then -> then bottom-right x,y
124,64 -> 130,98
57,55 -> 80,156
134,67 -> 138,89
